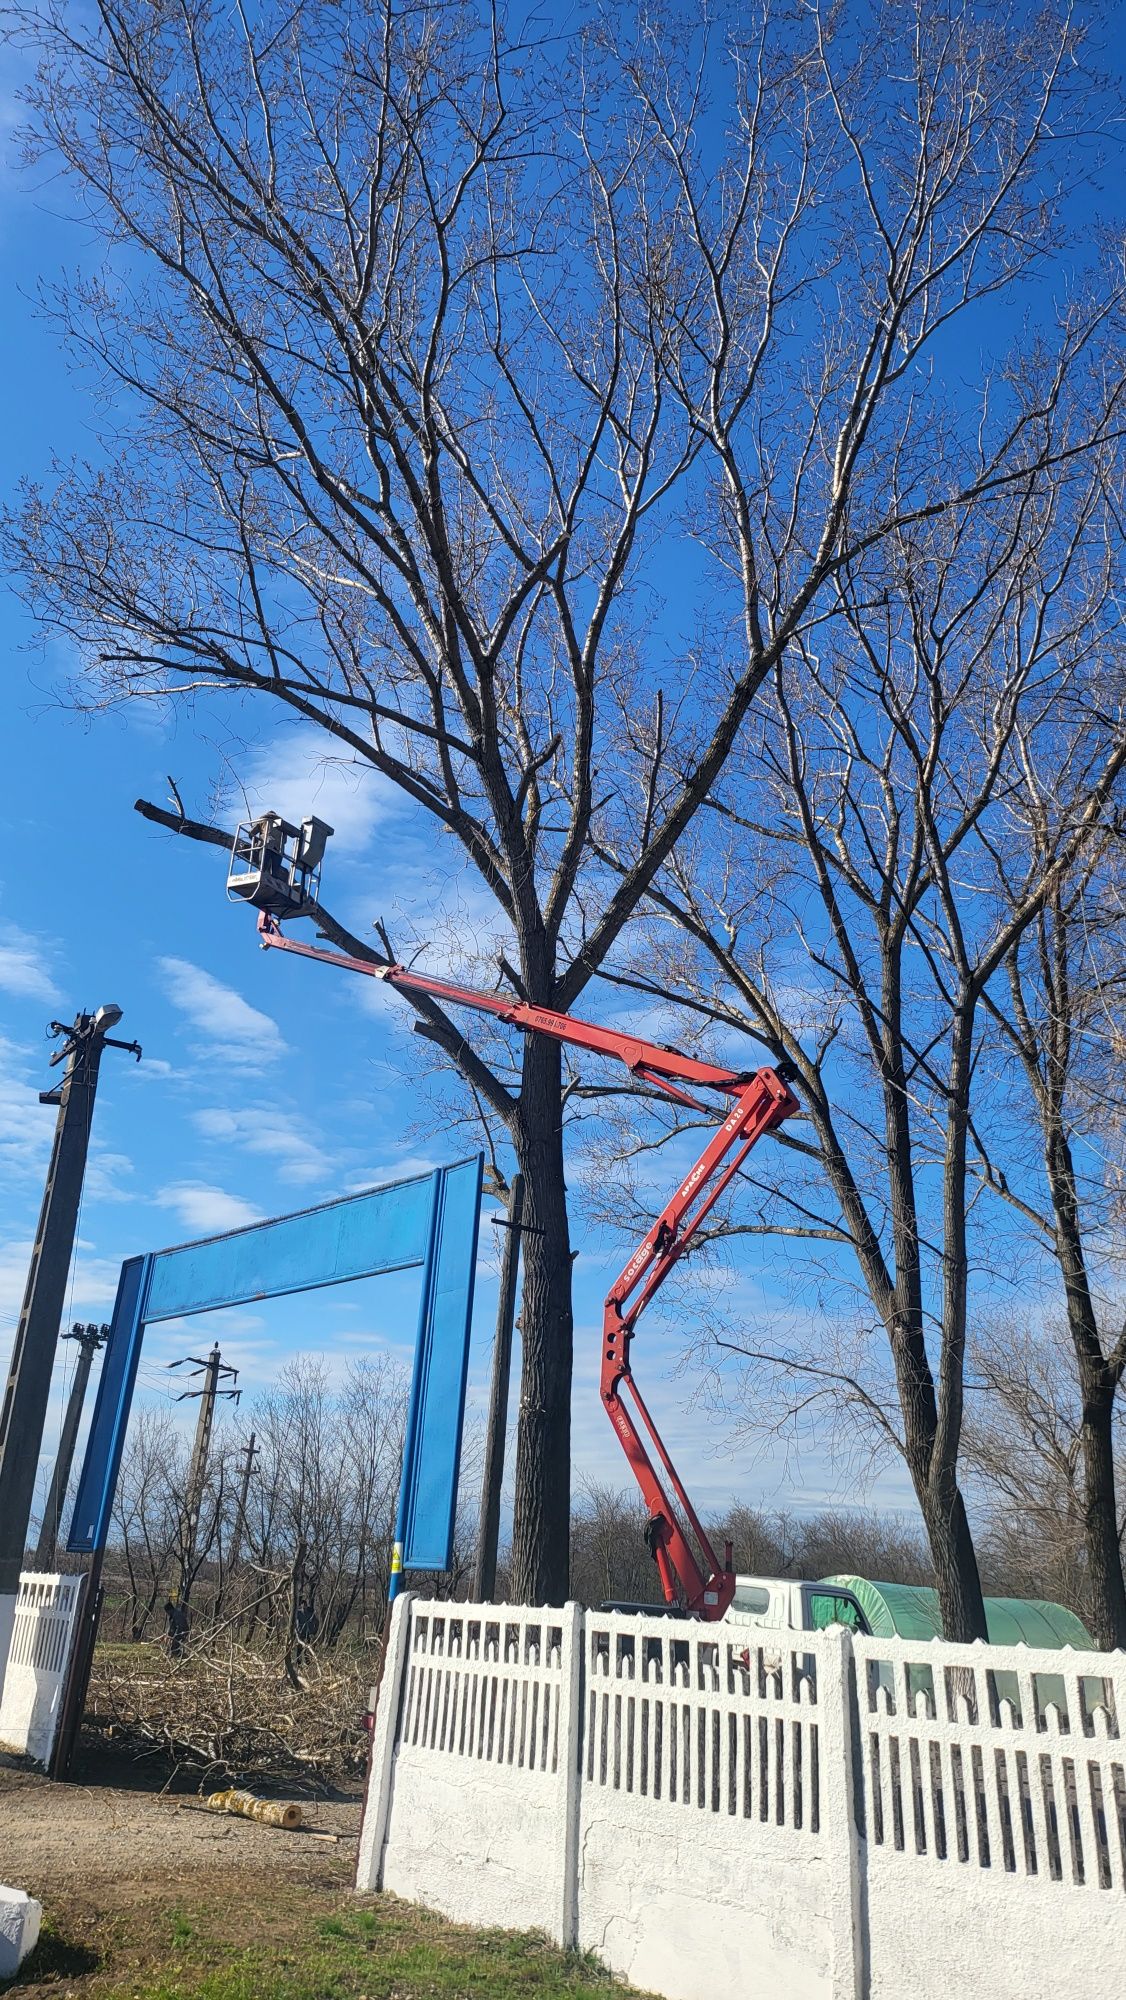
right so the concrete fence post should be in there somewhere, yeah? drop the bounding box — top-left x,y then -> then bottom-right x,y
0,1598 -> 15,1704
820,1627 -> 863,2000
555,1602 -> 584,1948
355,1591 -> 413,1893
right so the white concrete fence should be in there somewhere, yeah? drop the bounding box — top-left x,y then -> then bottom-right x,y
358,1595 -> 1126,2000
0,1572 -> 86,1768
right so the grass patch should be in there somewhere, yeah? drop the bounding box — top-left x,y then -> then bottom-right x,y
4,1890 -> 646,2000
169,1912 -> 195,1951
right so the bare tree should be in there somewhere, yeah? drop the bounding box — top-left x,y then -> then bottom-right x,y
107,1353 -> 408,1644
569,1481 -> 656,1607
604,446 -> 1126,1638
565,1487 -> 932,1606
110,1408 -> 186,1640
334,1355 -> 408,1636
234,1356 -> 402,1641
979,793 -> 1126,1643
961,1320 -> 1099,1619
6,0 -> 1118,1603
715,1501 -> 931,1589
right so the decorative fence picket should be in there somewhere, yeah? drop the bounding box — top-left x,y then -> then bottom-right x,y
358,1600 -> 581,1947
575,1611 -> 859,2000
582,1614 -> 821,1823
854,1631 -> 1126,1999
398,1603 -> 565,1774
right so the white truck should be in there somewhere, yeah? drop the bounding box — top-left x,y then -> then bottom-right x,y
604,1575 -> 872,1634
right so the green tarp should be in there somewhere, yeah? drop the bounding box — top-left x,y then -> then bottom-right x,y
821,1576 -> 1092,1649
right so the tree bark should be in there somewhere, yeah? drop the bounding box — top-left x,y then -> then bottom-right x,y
920,1481 -> 987,1645
1079,1377 -> 1126,1649
510,1036 -> 573,1604
1042,1108 -> 1126,1648
893,1301 -> 987,1643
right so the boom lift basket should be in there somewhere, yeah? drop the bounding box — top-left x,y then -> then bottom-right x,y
227,813 -> 333,920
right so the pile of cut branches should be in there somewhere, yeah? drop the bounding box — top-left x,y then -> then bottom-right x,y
86,1636 -> 377,1785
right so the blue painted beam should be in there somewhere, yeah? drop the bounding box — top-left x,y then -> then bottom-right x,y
143,1172 -> 440,1322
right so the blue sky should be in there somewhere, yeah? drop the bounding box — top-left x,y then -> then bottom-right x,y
11,6 -> 1122,1557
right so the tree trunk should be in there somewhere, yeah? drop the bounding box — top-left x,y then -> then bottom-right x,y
510,1036 -> 573,1605
1042,1116 -> 1126,1650
892,1303 -> 988,1643
921,1482 -> 987,1644
1079,1379 -> 1126,1649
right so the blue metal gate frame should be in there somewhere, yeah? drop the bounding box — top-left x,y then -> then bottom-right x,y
68,1156 -> 483,1585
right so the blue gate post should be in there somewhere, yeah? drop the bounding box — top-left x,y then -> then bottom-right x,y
69,1254 -> 153,1556
391,1154 -> 484,1598
389,1173 -> 441,1603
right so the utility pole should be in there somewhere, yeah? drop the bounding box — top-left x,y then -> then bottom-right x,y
227,1431 -> 258,1575
0,1006 -> 141,1656
473,1174 -> 525,1603
32,1323 -> 109,1570
171,1345 -> 240,1623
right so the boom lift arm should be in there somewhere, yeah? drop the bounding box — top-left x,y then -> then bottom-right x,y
232,823 -> 798,1619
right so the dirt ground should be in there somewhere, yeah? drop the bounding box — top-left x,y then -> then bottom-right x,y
0,1757 -> 361,1903
0,1750 -> 361,1995
0,1752 -> 634,2000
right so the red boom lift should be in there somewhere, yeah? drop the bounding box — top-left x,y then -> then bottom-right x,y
227,813 -> 799,1620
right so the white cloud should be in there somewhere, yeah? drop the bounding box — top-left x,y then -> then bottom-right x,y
126,1055 -> 176,1081
138,1311 -> 277,1385
224,727 -> 397,859
0,1238 -> 124,1380
157,957 -> 286,1070
192,1105 -> 330,1187
0,925 -> 61,1005
0,1036 -> 55,1181
142,1309 -> 266,1352
154,1182 -> 265,1234
83,1147 -> 135,1203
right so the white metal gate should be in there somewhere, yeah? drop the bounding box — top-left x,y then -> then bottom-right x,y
0,1570 -> 86,1766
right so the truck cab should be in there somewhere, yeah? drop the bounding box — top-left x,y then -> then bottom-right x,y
724,1575 -> 872,1635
